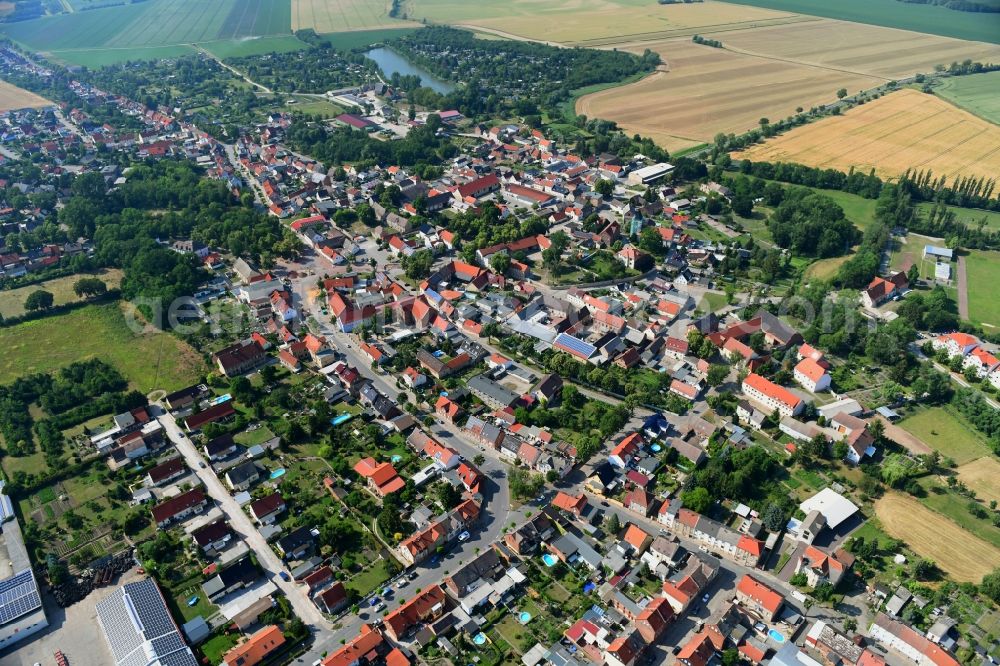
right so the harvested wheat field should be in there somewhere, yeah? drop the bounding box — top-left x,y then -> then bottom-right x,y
703,19 -> 1000,80
734,88 -> 1000,182
577,40 -> 881,151
410,0 -> 803,46
957,458 -> 1000,505
875,492 -> 1000,583
0,79 -> 51,112
292,0 -> 416,32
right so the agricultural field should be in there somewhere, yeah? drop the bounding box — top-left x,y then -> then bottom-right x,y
424,0 -> 807,47
701,19 -> 1000,80
0,79 -> 51,111
934,71 -> 1000,127
734,89 -> 1000,183
0,269 -> 123,319
875,492 -> 1000,583
957,458 -> 1000,505
201,35 -> 306,60
898,406 -> 992,465
964,250 -> 1000,327
1,0 -> 294,66
0,302 -> 206,392
721,0 -> 1000,44
292,0 -> 416,33
578,40 -> 881,152
322,27 -> 419,49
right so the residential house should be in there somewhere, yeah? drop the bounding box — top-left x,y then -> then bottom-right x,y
353,457 -> 405,497
151,489 -> 207,528
221,625 -> 285,666
794,545 -> 852,588
860,272 -> 908,308
203,557 -> 259,602
868,614 -> 959,666
276,526 -> 314,560
735,574 -> 783,621
249,493 -> 286,525
146,457 -> 186,486
794,357 -> 831,393
551,492 -> 587,517
213,340 -> 267,376
316,581 -> 349,614
383,585 -> 447,642
191,520 -> 234,555
225,461 -> 260,492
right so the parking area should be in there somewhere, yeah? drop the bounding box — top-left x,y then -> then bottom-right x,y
0,568 -> 146,666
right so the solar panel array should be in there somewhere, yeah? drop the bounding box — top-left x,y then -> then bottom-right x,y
96,578 -> 197,666
0,569 -> 42,625
554,333 -> 597,359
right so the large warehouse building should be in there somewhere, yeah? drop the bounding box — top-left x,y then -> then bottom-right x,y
95,577 -> 198,666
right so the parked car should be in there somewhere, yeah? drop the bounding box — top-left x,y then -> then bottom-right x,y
278,571 -> 290,582
458,531 -> 470,542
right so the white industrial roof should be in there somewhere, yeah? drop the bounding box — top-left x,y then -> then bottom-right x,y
799,488 -> 859,529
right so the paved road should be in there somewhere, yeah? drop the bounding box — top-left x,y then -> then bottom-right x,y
154,406 -> 330,629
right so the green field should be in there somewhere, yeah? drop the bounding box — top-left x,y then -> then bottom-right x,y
899,406 -> 992,465
935,71 -> 1000,126
0,269 -> 123,319
321,27 -> 420,50
965,250 -> 1000,327
722,0 -> 1000,44
0,302 -> 206,392
202,35 -> 307,59
1,0 -> 294,66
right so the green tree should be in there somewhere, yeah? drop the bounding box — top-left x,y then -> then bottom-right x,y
490,252 -> 511,275
594,179 -> 614,198
681,486 -> 712,514
73,277 -> 107,298
24,289 -> 54,312
706,364 -> 729,387
837,88 -> 848,99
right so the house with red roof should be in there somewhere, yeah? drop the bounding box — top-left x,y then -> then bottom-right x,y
742,373 -> 804,417
860,271 -> 908,308
793,357 -> 831,393
151,489 -> 207,527
552,491 -> 587,517
605,630 -> 645,666
794,545 -> 852,587
353,457 -> 405,497
635,596 -> 675,644
316,581 -> 348,614
383,585 -> 447,641
608,432 -> 643,468
932,332 -> 980,358
735,574 -> 784,621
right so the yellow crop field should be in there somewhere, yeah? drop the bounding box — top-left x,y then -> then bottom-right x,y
957,458 -> 1000,505
407,0 -> 803,46
0,79 -> 51,112
734,89 -> 1000,182
705,19 -> 1000,80
876,492 -> 1000,583
292,0 -> 416,32
577,40 -> 881,152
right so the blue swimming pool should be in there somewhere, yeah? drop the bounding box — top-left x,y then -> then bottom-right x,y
391,455 -> 402,463
473,633 -> 487,646
650,444 -> 662,452
768,629 -> 786,644
330,413 -> 353,426
542,553 -> 558,567
270,468 -> 286,480
519,611 -> 532,624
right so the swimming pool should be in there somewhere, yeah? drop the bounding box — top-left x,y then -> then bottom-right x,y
519,611 -> 532,624
270,468 -> 286,480
650,443 -> 662,453
473,633 -> 487,646
768,629 -> 786,644
330,413 -> 352,426
541,553 -> 558,567
391,455 -> 403,463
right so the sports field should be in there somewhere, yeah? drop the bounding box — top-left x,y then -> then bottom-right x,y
292,0 -> 416,32
702,19 -> 1000,80
0,0 -> 294,66
0,79 -> 51,111
957,458 -> 1000,505
0,269 -> 122,318
410,0 -> 804,46
577,40 -> 881,152
0,301 -> 205,393
734,89 -> 1000,183
721,0 -> 1000,44
934,71 -> 1000,126
964,250 -> 1000,328
898,406 -> 991,465
876,492 -> 1000,583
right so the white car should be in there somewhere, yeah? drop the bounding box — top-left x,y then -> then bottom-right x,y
458,531 -> 470,542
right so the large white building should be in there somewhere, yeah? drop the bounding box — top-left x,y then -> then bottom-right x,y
742,373 -> 804,417
95,577 -> 198,666
0,482 -> 48,652
793,357 -> 831,393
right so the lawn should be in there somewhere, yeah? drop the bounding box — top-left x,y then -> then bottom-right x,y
722,0 -> 1000,43
934,70 -> 1000,125
234,426 -> 277,447
804,254 -> 851,282
202,35 -> 307,59
198,630 -> 240,664
0,302 -> 206,393
0,269 -> 123,319
964,250 -> 1000,328
344,557 -> 392,597
898,406 -> 991,465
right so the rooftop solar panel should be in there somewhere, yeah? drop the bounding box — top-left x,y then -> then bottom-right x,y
554,333 -> 596,358
0,569 -> 42,625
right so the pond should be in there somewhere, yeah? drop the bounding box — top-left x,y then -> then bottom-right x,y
365,48 -> 455,95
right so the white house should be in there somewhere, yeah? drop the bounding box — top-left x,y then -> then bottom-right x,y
793,357 -> 831,393
931,332 -> 979,358
742,373 -> 804,417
